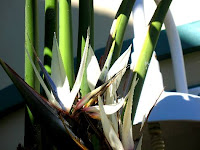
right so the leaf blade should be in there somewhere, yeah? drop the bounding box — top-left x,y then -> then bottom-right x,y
122,74 -> 138,150
98,96 -> 124,150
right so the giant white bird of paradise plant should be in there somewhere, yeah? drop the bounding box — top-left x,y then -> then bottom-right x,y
0,32 -> 141,149
28,32 -> 139,149
0,0 -> 172,149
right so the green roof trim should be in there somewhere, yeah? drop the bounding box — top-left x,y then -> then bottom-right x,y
96,21 -> 200,60
155,21 -> 200,60
0,21 -> 200,116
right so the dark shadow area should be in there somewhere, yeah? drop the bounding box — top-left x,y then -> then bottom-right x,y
0,84 -> 24,117
133,120 -> 200,150
133,92 -> 200,150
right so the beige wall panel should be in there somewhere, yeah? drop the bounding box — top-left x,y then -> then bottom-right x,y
160,51 -> 200,91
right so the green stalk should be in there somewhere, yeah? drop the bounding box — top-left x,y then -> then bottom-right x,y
42,1 -> 58,149
25,0 -> 39,91
132,0 -> 172,120
77,0 -> 94,96
59,0 -> 74,89
110,0 -> 136,66
25,0 -> 40,149
76,1 -> 100,149
101,0 -> 135,68
44,0 -> 57,74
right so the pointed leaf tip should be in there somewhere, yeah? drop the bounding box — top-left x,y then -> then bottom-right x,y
122,74 -> 138,150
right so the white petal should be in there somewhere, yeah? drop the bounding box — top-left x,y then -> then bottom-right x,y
87,46 -> 101,90
98,96 -> 124,150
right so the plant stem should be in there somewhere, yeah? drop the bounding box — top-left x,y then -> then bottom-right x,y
110,0 -> 136,66
25,0 -> 40,149
25,0 -> 39,91
76,1 -> 101,149
42,1 -> 58,149
77,0 -> 94,96
44,0 -> 57,75
132,0 -> 172,120
59,0 -> 74,89
101,0 -> 135,68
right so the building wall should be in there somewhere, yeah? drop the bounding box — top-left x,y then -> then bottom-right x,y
0,108 -> 24,150
160,51 -> 200,91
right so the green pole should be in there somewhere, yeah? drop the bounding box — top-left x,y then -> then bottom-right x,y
110,0 -> 136,66
25,0 -> 40,149
44,0 -> 57,75
77,0 -> 94,96
59,0 -> 75,89
42,0 -> 58,149
132,0 -> 172,120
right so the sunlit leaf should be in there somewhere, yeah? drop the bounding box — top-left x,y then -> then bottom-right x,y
99,40 -> 115,83
51,34 -> 70,105
86,45 -> 101,90
98,96 -> 124,150
25,46 -> 66,110
107,45 -> 131,81
135,136 -> 143,150
133,53 -> 164,125
102,46 -> 131,135
122,74 -> 138,150
75,68 -> 124,110
83,96 -> 126,115
105,45 -> 132,105
75,78 -> 112,110
66,31 -> 90,112
24,48 -> 58,106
